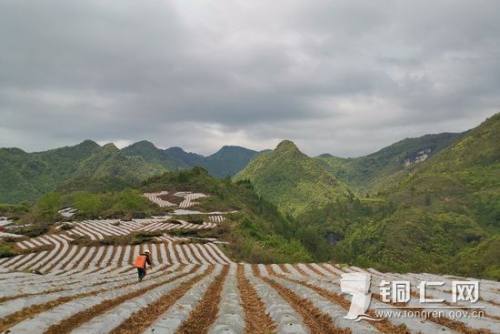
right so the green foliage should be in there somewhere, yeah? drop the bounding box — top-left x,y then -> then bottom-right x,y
71,231 -> 162,246
14,223 -> 50,238
453,236 -> 500,280
123,142 -> 258,178
330,114 -> 500,279
19,189 -> 158,223
68,189 -> 158,219
0,140 -> 167,204
235,140 -> 353,217
0,202 -> 30,219
0,243 -> 17,258
32,192 -> 61,222
317,132 -> 462,193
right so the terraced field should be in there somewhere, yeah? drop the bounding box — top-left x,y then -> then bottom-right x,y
0,191 -> 499,333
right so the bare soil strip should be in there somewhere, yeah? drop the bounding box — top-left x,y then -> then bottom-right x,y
175,265 -> 230,334
0,288 -> 64,304
272,269 -> 409,334
252,265 -> 350,334
96,245 -> 109,267
117,245 -> 125,265
237,265 -> 277,334
44,266 -> 201,334
371,293 -> 492,334
0,267 -> 176,332
0,291 -> 100,333
305,263 -> 327,277
278,264 -> 290,273
107,244 -> 118,266
428,316 -> 492,334
107,265 -> 215,334
292,264 -> 309,276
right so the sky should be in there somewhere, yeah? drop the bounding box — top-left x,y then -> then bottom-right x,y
1,0 -> 499,157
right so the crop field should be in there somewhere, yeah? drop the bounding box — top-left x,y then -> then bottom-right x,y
0,191 -> 499,333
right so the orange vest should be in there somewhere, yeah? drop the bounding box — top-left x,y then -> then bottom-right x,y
134,255 -> 147,269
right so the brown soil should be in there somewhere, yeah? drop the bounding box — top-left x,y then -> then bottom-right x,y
57,246 -> 81,270
18,244 -> 54,255
253,265 -> 350,334
292,264 -> 308,276
0,295 -> 78,332
237,265 -> 277,334
305,264 -> 327,277
117,245 -> 126,265
372,295 -> 491,334
0,266 -> 178,332
44,266 -> 202,334
401,308 -> 492,334
278,273 -> 409,334
158,193 -> 184,205
278,264 -> 290,273
176,265 -> 230,334
109,265 -> 215,334
0,288 -> 64,304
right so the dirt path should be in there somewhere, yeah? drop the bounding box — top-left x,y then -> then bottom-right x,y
108,265 -> 216,334
253,265 -> 350,334
175,265 -> 230,334
237,264 -> 276,334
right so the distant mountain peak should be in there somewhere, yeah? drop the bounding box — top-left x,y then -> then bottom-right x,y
275,140 -> 299,151
78,139 -> 100,148
132,140 -> 156,147
164,146 -> 188,153
102,143 -> 119,151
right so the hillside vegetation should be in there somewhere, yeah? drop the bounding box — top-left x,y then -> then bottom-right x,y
0,140 -> 258,204
123,141 -> 258,178
317,132 -> 462,193
334,113 -> 500,279
233,114 -> 500,279
143,168 -> 312,263
1,114 -> 499,279
235,140 -> 353,217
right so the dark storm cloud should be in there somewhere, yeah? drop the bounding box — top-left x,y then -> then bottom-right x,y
0,0 -> 499,156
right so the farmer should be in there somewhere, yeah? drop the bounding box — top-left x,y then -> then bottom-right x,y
133,249 -> 152,282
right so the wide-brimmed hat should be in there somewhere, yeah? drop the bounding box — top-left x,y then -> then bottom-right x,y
144,250 -> 151,254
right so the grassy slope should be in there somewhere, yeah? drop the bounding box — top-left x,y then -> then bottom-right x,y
235,140 -> 353,217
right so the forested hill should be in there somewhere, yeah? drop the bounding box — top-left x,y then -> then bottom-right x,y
235,140 -> 353,217
0,140 -> 258,203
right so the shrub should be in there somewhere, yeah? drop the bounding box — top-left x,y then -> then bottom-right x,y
0,244 -> 17,258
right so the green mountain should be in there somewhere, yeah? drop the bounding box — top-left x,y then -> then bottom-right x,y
235,140 -> 353,217
163,147 -> 205,168
334,113 -> 500,278
122,142 -> 258,178
317,132 -> 462,193
0,141 -> 168,203
0,140 -> 101,203
60,143 -> 167,192
202,146 -> 259,178
121,141 -> 189,170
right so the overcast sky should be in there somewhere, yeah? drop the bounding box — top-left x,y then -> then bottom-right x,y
1,1 -> 499,157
